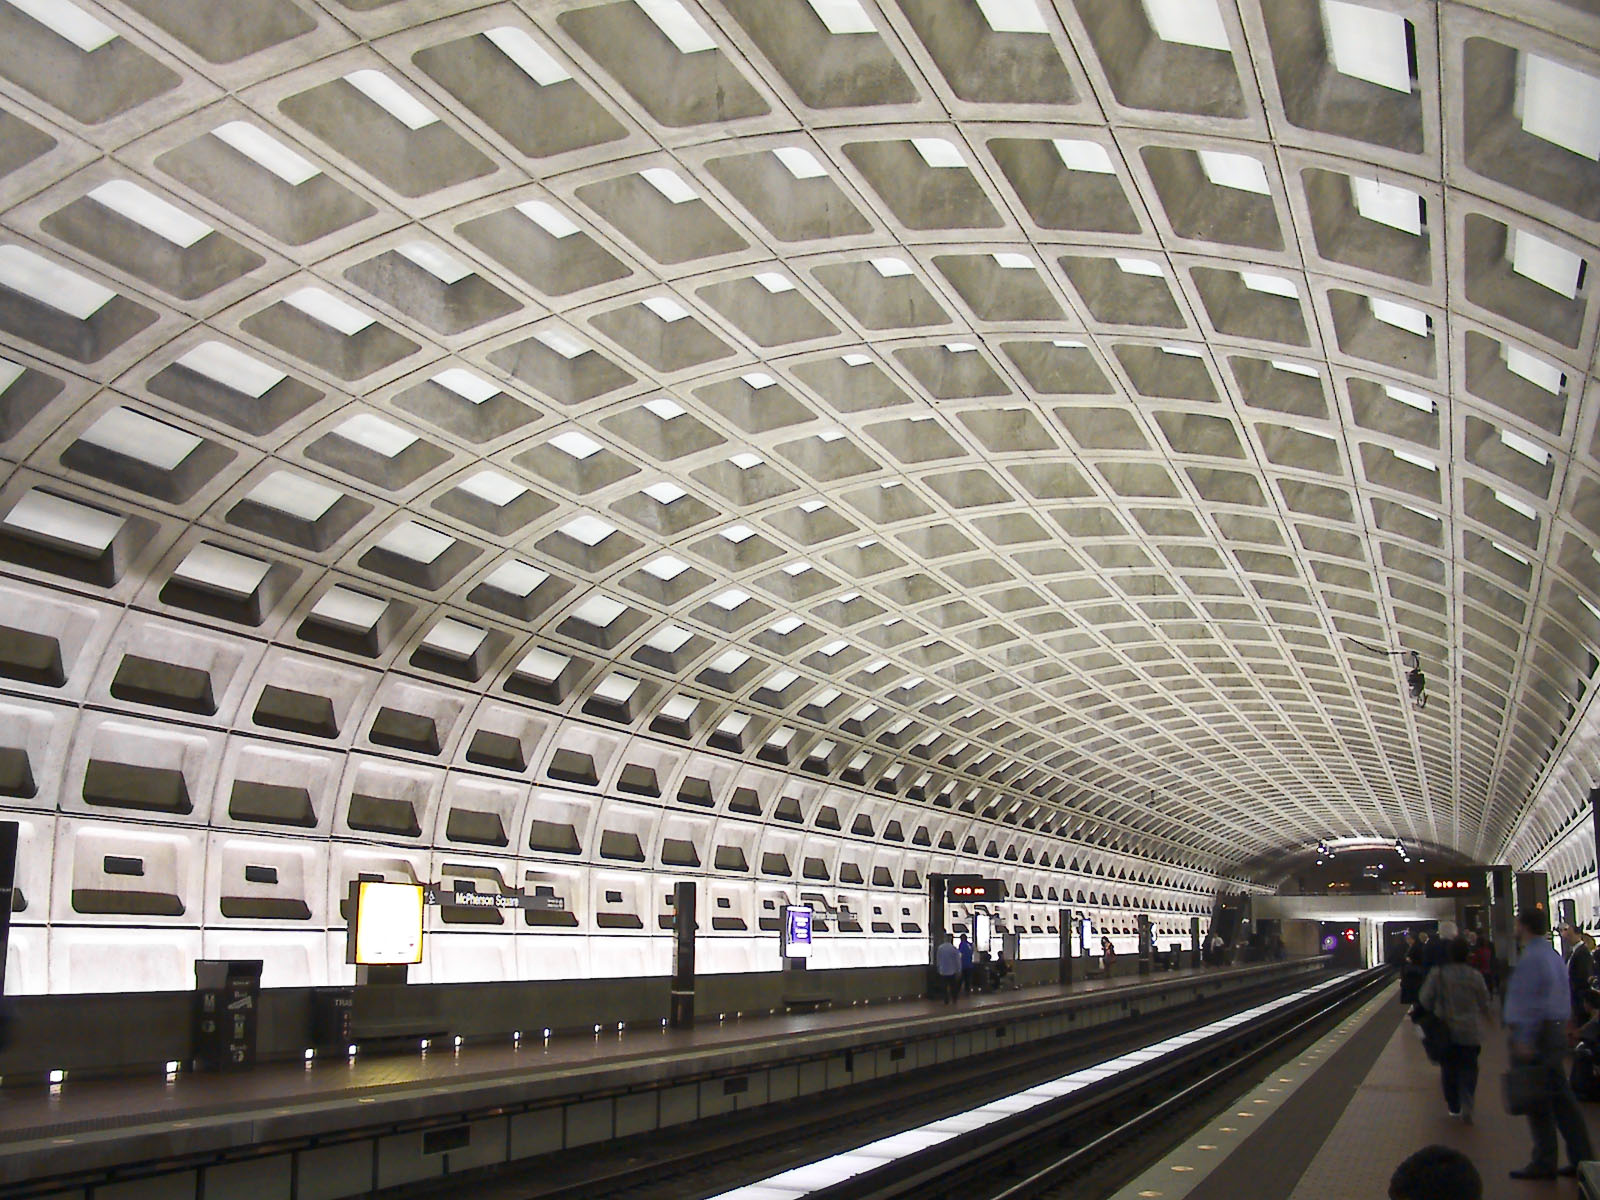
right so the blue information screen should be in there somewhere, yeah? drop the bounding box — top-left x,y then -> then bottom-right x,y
784,905 -> 813,959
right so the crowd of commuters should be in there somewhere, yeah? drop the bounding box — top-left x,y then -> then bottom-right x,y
1400,906 -> 1599,1186
932,933 -> 1018,1002
934,907 -> 1600,1191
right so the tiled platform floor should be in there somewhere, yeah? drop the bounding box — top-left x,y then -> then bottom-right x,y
1111,980 -> 1600,1200
1289,993 -> 1599,1198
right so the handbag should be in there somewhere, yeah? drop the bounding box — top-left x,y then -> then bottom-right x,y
1504,1060 -> 1554,1115
1420,1010 -> 1450,1064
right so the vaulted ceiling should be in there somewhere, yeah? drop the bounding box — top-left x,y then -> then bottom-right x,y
0,0 -> 1596,885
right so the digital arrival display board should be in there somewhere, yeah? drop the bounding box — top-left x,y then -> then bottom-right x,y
944,875 -> 1006,902
1425,874 -> 1485,898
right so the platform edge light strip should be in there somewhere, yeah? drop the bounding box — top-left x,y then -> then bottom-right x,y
703,975 -> 1347,1200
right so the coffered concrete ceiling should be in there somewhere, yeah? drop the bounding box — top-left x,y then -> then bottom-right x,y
0,0 -> 1597,918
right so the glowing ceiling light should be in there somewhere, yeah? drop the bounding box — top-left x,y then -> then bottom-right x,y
283,287 -> 374,336
484,26 -> 571,85
212,122 -> 320,185
636,0 -> 716,53
976,0 -> 1048,34
1509,228 -> 1584,299
1322,1 -> 1411,93
343,70 -> 438,130
806,0 -> 875,34
7,0 -> 115,51
515,200 -> 581,238
640,166 -> 697,203
1197,150 -> 1270,194
88,181 -> 212,247
1520,53 -> 1600,161
1350,176 -> 1423,235
0,244 -> 113,319
1141,0 -> 1230,51
911,137 -> 965,169
773,145 -> 828,178
396,241 -> 472,284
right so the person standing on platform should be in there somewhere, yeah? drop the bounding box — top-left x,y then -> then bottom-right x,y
958,934 -> 976,995
935,934 -> 962,1005
1560,923 -> 1593,1019
1504,906 -> 1595,1181
1418,936 -> 1492,1120
1428,923 -> 1456,971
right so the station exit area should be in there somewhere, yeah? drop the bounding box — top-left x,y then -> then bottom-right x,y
1246,864 -> 1546,976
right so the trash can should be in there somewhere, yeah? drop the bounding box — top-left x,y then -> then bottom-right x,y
313,987 -> 355,1052
193,959 -> 263,1071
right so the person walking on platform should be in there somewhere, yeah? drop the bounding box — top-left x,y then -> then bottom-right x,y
1560,923 -> 1593,1020
935,934 -> 962,1005
958,934 -> 976,995
1504,906 -> 1595,1181
1419,936 -> 1492,1120
1403,932 -> 1428,1007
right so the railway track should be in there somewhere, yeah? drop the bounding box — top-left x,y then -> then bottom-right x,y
384,965 -> 1381,1200
799,966 -> 1391,1200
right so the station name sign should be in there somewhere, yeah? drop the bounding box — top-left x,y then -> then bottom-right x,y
944,875 -> 1005,902
422,884 -> 566,911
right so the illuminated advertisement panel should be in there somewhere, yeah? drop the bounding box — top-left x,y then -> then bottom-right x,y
349,881 -> 425,965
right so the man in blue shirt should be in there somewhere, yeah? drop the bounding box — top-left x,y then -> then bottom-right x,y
958,934 -> 976,994
1503,906 -> 1595,1179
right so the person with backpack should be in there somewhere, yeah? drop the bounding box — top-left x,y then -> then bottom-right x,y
1418,936 -> 1493,1120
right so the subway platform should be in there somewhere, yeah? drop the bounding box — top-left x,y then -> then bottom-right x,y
1110,980 -> 1600,1200
0,958 -> 1323,1197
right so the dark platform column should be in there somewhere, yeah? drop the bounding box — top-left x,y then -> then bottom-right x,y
1058,906 -> 1073,985
0,821 -> 15,995
1514,870 -> 1550,965
927,874 -> 947,999
670,880 -> 695,1029
1591,786 -> 1600,919
1137,913 -> 1152,975
1488,864 -> 1515,973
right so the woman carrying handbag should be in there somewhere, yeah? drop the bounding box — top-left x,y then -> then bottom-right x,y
1419,935 -> 1493,1120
